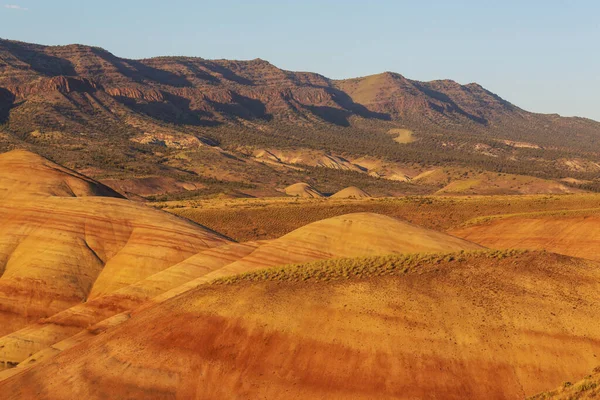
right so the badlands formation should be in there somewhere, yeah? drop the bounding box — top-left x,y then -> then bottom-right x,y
2,251 -> 600,399
0,150 -> 230,336
0,150 -> 599,399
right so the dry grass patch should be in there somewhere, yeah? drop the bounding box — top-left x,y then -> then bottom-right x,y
529,367 -> 600,399
388,128 -> 415,144
211,249 -> 530,286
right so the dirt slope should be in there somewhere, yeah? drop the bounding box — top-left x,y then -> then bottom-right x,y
451,214 -> 600,261
0,242 -> 260,371
0,212 -> 481,376
2,251 -> 599,399
529,368 -> 600,399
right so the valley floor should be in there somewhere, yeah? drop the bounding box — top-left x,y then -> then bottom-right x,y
160,193 -> 600,241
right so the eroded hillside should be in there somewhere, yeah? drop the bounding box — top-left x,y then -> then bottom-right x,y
2,251 -> 599,399
0,150 -> 229,336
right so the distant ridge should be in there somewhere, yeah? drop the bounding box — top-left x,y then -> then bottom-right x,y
1,38 -> 600,196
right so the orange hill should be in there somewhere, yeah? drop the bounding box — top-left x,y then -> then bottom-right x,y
0,242 -> 261,373
450,213 -> 600,261
2,251 -> 599,399
0,149 -> 122,199
0,150 -> 230,336
0,211 -> 481,376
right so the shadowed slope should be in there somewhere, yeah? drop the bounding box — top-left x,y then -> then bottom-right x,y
2,251 -> 599,399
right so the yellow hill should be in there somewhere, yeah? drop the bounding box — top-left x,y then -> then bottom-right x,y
220,212 -> 483,273
0,242 -> 261,372
0,212 -> 480,375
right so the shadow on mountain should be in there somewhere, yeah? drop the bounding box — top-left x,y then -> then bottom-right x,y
208,93 -> 271,121
413,83 -> 488,125
1,41 -> 77,76
328,89 -> 392,121
201,63 -> 255,86
464,84 -> 516,111
0,88 -> 15,123
91,48 -> 193,88
335,155 -> 368,172
175,60 -> 221,84
130,60 -> 194,88
304,106 -> 353,127
116,93 -> 221,127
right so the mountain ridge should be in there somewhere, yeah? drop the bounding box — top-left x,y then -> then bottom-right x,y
2,38 -> 600,198
1,38 -> 590,121
0,38 -> 578,122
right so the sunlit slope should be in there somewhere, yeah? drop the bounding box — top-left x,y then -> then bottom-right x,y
0,242 -> 260,371
451,214 -> 600,261
0,212 -> 481,377
3,251 -> 599,399
224,212 -> 484,272
0,150 -> 230,335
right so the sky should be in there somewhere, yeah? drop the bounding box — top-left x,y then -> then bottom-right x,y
1,0 -> 599,121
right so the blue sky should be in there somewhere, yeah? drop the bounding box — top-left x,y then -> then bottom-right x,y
2,0 -> 599,121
